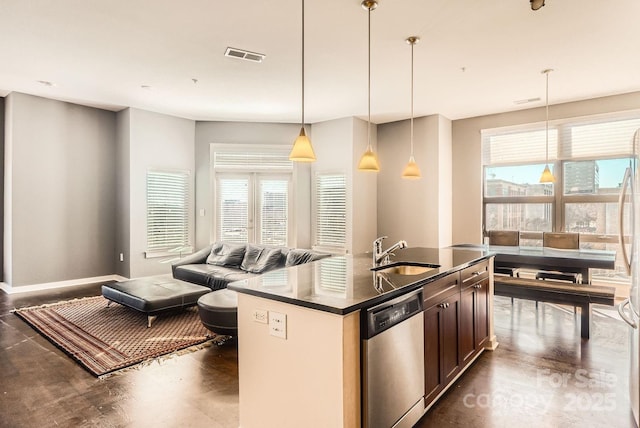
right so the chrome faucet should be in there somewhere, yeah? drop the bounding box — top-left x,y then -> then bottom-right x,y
373,236 -> 408,266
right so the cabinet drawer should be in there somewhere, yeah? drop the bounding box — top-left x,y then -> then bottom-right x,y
460,260 -> 489,288
423,271 -> 460,309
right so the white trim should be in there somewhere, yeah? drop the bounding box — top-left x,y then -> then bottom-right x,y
0,275 -> 128,295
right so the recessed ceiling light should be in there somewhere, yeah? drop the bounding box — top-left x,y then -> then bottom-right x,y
224,47 -> 265,63
37,80 -> 55,87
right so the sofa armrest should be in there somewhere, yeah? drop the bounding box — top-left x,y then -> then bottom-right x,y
171,245 -> 212,275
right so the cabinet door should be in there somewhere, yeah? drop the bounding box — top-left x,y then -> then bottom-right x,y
460,277 -> 490,366
460,285 -> 476,365
441,292 -> 461,384
424,291 -> 462,408
474,277 -> 489,349
424,303 -> 443,405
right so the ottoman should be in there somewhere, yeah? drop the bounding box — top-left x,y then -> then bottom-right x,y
197,289 -> 238,337
102,275 -> 211,327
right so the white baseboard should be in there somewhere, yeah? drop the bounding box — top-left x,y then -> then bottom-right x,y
0,274 -> 128,295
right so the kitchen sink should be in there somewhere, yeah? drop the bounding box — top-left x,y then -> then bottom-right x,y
372,262 -> 439,276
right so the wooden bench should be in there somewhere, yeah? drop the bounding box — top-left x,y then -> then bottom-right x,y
493,276 -> 616,339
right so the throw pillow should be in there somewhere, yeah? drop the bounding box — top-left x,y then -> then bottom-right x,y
285,249 -> 316,267
206,243 -> 246,267
241,245 -> 283,273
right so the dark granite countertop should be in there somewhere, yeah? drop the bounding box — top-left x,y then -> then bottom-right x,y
227,246 -> 495,315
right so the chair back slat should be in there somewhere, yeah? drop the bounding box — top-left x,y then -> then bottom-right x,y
543,232 -> 579,250
488,230 -> 520,246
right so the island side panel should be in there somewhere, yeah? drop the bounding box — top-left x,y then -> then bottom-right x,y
237,293 -> 360,428
486,258 -> 499,350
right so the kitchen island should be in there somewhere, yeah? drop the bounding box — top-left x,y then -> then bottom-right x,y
228,246 -> 497,428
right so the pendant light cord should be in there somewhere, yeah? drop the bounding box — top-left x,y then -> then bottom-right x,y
545,70 -> 549,163
301,0 -> 305,128
367,4 -> 372,150
410,41 -> 414,158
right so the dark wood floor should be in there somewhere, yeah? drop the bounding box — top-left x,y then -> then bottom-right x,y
0,284 -> 635,428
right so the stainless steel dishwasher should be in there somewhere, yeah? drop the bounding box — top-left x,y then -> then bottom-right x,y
362,288 -> 425,428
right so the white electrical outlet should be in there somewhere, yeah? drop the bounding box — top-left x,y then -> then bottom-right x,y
119,253 -> 124,262
253,309 -> 268,324
269,311 -> 287,339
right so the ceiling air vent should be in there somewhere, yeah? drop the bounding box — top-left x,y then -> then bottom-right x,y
224,47 -> 266,63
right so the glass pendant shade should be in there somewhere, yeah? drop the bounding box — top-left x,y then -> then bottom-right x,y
358,148 -> 380,172
530,0 -> 545,10
539,164 -> 555,183
402,156 -> 421,179
289,127 -> 316,162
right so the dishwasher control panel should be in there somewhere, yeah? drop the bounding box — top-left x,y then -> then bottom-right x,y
363,289 -> 423,339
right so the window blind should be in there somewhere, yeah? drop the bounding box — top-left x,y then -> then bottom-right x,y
214,151 -> 293,171
217,178 -> 249,243
483,114 -> 640,166
315,174 -> 347,248
259,179 -> 289,246
482,128 -> 558,165
146,170 -> 191,252
561,118 -> 640,159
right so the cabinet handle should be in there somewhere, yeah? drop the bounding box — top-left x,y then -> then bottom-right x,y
474,284 -> 482,289
438,303 -> 450,309
471,271 -> 482,277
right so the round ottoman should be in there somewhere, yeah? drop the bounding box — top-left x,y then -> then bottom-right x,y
197,289 -> 238,336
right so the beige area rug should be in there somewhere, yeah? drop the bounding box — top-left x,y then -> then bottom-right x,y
14,296 -> 214,377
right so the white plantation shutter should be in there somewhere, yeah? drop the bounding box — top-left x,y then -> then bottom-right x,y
315,174 -> 347,248
217,177 -> 250,243
482,128 -> 558,165
482,114 -> 640,166
259,179 -> 289,246
561,117 -> 640,159
214,151 -> 292,171
146,170 -> 191,253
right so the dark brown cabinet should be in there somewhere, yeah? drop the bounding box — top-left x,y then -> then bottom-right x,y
423,259 -> 491,408
423,273 -> 461,407
460,260 -> 490,365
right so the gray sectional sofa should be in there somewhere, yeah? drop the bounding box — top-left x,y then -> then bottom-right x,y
171,242 -> 330,290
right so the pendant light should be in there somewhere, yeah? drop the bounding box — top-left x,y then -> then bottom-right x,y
402,36 -> 421,180
357,0 -> 380,172
539,68 -> 555,183
289,0 -> 316,162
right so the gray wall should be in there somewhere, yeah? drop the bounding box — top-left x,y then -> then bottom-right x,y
124,108 -> 195,279
115,109 -> 131,277
4,93 -> 117,287
378,115 -> 452,248
194,121 -> 311,250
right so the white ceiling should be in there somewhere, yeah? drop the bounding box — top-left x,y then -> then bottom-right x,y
1,0 -> 639,124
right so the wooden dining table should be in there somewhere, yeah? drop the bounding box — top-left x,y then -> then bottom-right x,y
452,244 -> 617,284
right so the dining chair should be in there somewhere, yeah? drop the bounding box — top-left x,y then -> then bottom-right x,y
536,232 -> 581,283
487,230 -> 520,277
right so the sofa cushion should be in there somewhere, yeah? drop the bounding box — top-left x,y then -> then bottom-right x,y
241,245 -> 283,273
285,249 -> 328,267
206,243 -> 246,267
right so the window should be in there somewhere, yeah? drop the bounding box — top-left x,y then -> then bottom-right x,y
482,113 -> 640,283
213,146 -> 293,246
146,169 -> 191,256
216,174 -> 291,246
314,173 -> 347,251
